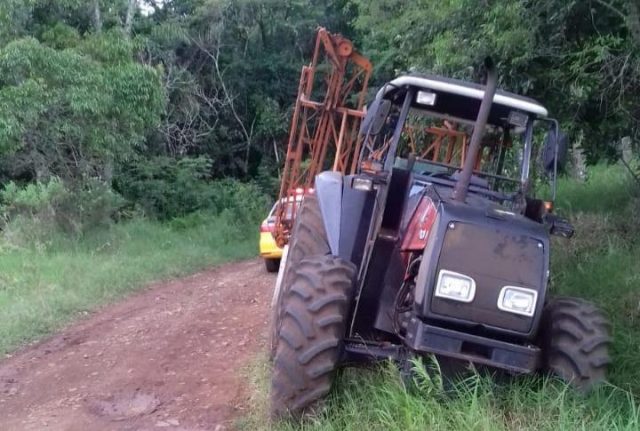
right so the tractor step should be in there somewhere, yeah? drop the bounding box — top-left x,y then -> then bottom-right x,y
406,320 -> 541,374
342,340 -> 404,364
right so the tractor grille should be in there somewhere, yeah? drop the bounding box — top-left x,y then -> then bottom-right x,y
431,221 -> 545,333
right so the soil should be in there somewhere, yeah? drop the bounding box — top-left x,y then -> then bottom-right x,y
0,259 -> 275,431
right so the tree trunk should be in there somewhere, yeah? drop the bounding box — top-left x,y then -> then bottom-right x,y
620,136 -> 633,163
627,0 -> 640,48
92,0 -> 102,34
124,0 -> 137,37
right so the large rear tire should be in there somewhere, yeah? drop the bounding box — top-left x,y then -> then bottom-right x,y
539,297 -> 611,392
269,195 -> 330,360
270,255 -> 355,418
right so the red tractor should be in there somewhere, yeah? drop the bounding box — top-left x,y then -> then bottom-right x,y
269,33 -> 611,419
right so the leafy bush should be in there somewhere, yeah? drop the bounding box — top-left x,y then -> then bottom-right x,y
115,156 -> 269,222
0,178 -> 66,219
0,35 -> 163,180
115,156 -> 215,219
209,179 -> 269,226
0,178 -> 125,244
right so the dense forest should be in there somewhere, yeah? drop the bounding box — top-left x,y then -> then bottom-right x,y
0,0 -> 638,231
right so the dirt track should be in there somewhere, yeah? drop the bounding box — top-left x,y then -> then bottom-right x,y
0,259 -> 275,431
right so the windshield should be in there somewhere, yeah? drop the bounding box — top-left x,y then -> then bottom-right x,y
362,105 -> 529,193
398,110 -> 526,192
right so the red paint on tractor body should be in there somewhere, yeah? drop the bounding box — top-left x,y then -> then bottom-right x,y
401,196 -> 437,252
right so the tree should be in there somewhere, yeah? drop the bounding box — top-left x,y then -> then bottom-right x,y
125,0 -> 138,36
92,0 -> 103,33
0,32 -> 163,181
351,0 -> 640,160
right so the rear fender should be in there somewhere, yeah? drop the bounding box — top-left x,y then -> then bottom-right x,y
314,171 -> 375,268
315,171 -> 343,256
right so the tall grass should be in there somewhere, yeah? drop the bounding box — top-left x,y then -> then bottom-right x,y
551,165 -> 640,394
242,358 -> 639,431
0,212 -> 259,354
245,164 -> 640,430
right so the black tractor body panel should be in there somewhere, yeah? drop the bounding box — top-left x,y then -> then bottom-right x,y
405,320 -> 541,373
314,171 -> 376,267
349,168 -> 415,337
415,197 -> 550,339
339,176 -> 376,268
316,169 -> 551,370
350,236 -> 398,336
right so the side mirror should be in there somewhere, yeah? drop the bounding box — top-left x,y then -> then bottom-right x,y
359,99 -> 391,137
542,129 -> 568,174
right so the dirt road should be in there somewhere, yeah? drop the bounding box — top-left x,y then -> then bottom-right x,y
0,259 -> 275,431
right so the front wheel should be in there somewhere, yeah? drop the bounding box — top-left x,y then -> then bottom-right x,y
268,195 -> 330,361
270,254 -> 355,418
539,297 -> 611,392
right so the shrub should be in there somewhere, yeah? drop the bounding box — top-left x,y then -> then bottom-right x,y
115,156 -> 216,219
115,156 -> 269,222
0,178 -> 66,221
0,178 -> 125,244
209,179 -> 269,226
55,179 -> 126,234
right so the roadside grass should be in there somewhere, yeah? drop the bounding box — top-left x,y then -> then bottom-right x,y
0,213 -> 258,354
245,164 -> 640,430
241,357 -> 640,431
552,164 -> 640,393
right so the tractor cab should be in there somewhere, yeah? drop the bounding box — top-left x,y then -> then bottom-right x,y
359,74 -> 560,211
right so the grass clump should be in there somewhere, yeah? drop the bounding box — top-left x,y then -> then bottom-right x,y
552,164 -> 640,393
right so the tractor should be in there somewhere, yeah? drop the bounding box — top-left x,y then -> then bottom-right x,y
269,39 -> 611,417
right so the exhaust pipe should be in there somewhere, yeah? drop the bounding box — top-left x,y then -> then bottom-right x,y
452,58 -> 498,202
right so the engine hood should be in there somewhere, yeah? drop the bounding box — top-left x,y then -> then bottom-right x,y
414,199 -> 550,338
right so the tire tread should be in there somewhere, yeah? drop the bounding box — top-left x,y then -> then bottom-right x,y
540,297 -> 611,392
270,255 -> 355,418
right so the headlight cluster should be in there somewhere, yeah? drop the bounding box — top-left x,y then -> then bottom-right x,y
435,270 -> 538,316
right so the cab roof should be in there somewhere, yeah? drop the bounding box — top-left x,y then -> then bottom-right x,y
377,74 -> 548,126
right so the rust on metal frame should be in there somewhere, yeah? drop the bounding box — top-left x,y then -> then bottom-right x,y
274,27 -> 372,247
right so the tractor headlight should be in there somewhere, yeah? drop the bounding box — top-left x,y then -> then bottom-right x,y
435,270 -> 476,303
416,90 -> 437,106
498,286 -> 538,317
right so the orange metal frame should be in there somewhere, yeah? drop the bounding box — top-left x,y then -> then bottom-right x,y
274,28 -> 372,247
405,123 -> 503,171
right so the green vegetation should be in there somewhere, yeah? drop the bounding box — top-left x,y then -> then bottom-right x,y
0,1 -> 637,427
552,166 -> 640,393
352,0 -> 640,160
0,175 -> 268,354
0,213 -> 258,355
242,165 -> 640,430
244,362 -> 639,430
